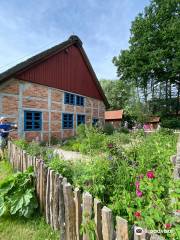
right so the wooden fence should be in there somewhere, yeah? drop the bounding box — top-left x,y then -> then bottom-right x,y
8,139 -> 179,240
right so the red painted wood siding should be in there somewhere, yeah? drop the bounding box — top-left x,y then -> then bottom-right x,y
17,45 -> 103,100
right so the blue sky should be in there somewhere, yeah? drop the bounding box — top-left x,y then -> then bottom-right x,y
0,0 -> 150,79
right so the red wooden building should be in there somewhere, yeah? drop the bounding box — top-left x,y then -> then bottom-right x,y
0,35 -> 108,141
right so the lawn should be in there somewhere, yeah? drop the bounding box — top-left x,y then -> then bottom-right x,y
0,160 -> 59,240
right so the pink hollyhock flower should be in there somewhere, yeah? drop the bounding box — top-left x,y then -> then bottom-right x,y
135,181 -> 140,189
146,170 -> 155,179
176,210 -> 180,213
136,189 -> 143,197
134,211 -> 141,218
164,223 -> 171,229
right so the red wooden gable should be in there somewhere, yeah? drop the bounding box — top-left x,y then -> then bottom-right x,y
16,45 -> 103,101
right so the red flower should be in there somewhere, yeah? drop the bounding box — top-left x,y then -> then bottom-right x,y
134,211 -> 141,218
146,171 -> 155,179
176,210 -> 180,213
164,223 -> 171,229
136,189 -> 143,197
107,143 -> 113,149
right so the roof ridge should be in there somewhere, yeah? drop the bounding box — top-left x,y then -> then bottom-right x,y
0,35 -> 109,106
0,35 -> 81,82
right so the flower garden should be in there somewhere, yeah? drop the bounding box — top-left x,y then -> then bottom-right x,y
10,126 -> 180,239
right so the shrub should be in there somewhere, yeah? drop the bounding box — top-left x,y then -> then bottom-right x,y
72,156 -> 112,202
50,136 -> 62,146
103,123 -> 114,135
161,117 -> 180,129
47,156 -> 73,183
117,127 -> 129,134
14,139 -> 28,150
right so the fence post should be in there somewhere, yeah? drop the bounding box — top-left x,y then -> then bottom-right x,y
53,173 -> 60,230
133,226 -> 146,240
36,160 -> 41,205
102,206 -> 114,240
17,148 -> 21,171
82,192 -> 93,240
42,164 -> 48,216
116,216 -> 129,240
94,198 -> 102,240
50,169 -> 55,228
59,176 -> 65,240
39,161 -> 44,213
63,183 -> 76,240
7,141 -> 11,160
46,168 -> 51,224
74,188 -> 82,240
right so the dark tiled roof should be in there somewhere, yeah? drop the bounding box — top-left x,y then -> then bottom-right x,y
147,116 -> 160,123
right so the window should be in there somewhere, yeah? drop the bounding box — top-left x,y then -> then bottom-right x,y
77,114 -> 85,126
24,111 -> 42,131
92,118 -> 99,126
64,92 -> 75,105
76,95 -> 84,106
62,113 -> 73,129
64,92 -> 84,106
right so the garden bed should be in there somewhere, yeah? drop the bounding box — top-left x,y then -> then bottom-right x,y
12,126 -> 180,239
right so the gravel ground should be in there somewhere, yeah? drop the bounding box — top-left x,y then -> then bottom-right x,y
53,148 -> 89,161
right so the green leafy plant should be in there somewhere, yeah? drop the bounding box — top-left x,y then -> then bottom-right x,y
80,213 -> 96,240
103,123 -> 114,135
0,167 -> 38,218
47,155 -> 73,183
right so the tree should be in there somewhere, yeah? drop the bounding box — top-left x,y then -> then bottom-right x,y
99,79 -> 132,110
100,79 -> 151,123
113,0 -> 180,115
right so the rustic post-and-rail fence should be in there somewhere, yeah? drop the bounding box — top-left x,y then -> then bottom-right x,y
7,138 -> 180,240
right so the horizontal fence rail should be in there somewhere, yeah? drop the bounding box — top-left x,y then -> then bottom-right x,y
8,139 -> 180,240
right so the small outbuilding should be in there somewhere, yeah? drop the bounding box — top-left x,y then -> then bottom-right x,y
144,116 -> 160,131
105,110 -> 123,128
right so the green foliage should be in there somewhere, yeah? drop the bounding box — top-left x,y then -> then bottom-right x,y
72,157 -> 112,202
103,123 -> 114,135
14,139 -> 28,150
13,139 -> 48,159
0,215 -> 59,240
100,79 -> 132,110
80,216 -> 96,240
117,127 -> 129,134
50,136 -> 62,146
0,167 -> 38,218
47,155 -> 73,183
61,125 -> 107,155
113,0 -> 180,115
161,117 -> 180,129
14,128 -> 178,239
